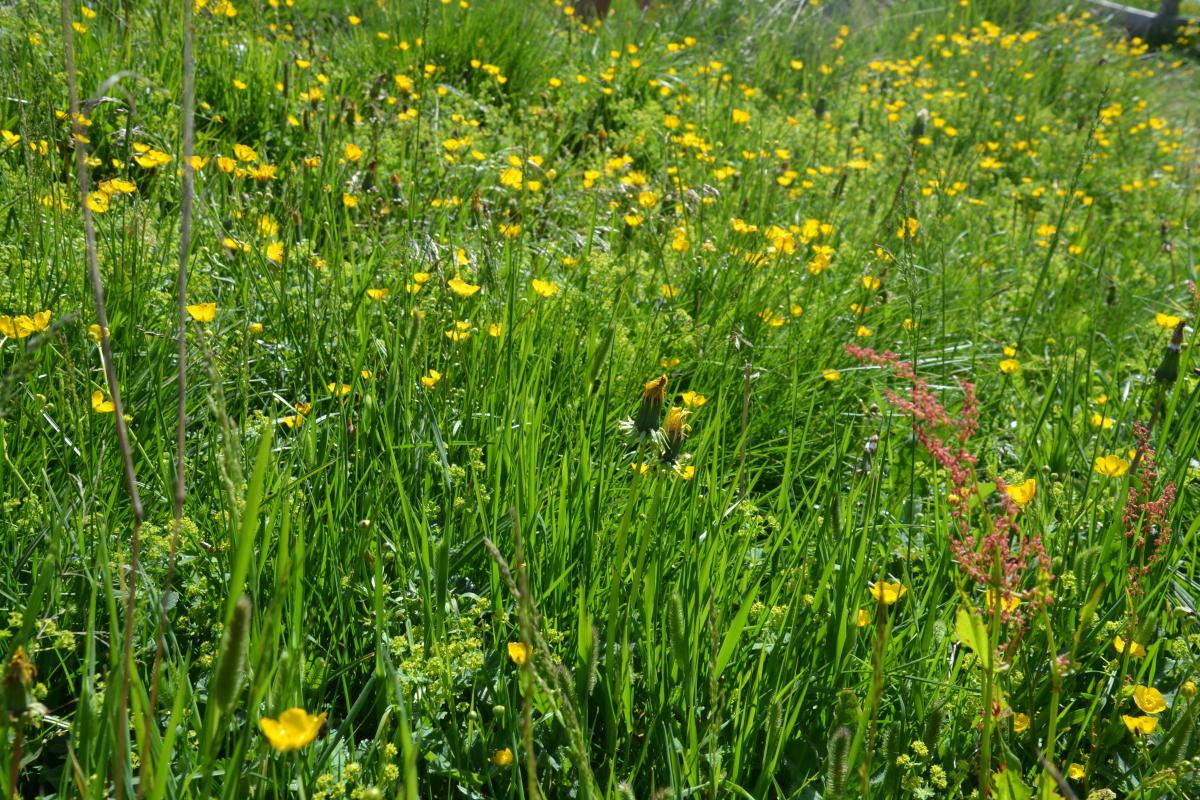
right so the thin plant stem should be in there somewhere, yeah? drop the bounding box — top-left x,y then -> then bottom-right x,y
58,3 -> 145,797
141,2 -> 195,796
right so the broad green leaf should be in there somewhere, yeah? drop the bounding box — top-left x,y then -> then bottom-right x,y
955,606 -> 991,670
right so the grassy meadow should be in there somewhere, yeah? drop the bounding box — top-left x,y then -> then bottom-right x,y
1,0 -> 1199,797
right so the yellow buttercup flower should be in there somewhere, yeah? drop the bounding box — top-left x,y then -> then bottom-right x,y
259,708 -> 326,752
1155,312 -> 1182,329
1133,685 -> 1166,714
344,142 -> 363,162
531,279 -> 559,298
1113,636 -> 1147,659
999,358 -> 1020,375
487,323 -> 503,338
186,303 -> 217,323
855,609 -> 870,627
133,149 -> 172,168
421,369 -> 442,389
247,322 -> 264,335
1094,454 -> 1130,478
492,747 -> 514,766
1121,714 -> 1158,735
1090,412 -> 1115,430
507,642 -> 529,665
91,390 -> 115,413
985,589 -> 1021,614
1012,712 -> 1030,733
366,287 -> 389,301
0,311 -> 51,339
1067,763 -> 1086,780
681,391 -> 706,408
896,217 -> 919,239
822,369 -> 841,382
448,277 -> 481,297
328,382 -> 351,397
1006,478 -> 1036,507
869,581 -> 907,606
86,191 -> 110,213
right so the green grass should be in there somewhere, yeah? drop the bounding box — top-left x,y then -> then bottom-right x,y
1,0 -> 1199,798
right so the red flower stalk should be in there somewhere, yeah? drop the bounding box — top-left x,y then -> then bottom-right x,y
845,344 -> 1051,626
1122,422 -> 1176,596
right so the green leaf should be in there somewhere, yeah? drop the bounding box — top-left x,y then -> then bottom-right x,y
992,768 -> 1032,800
225,426 -> 273,625
955,606 -> 991,670
716,582 -> 760,675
